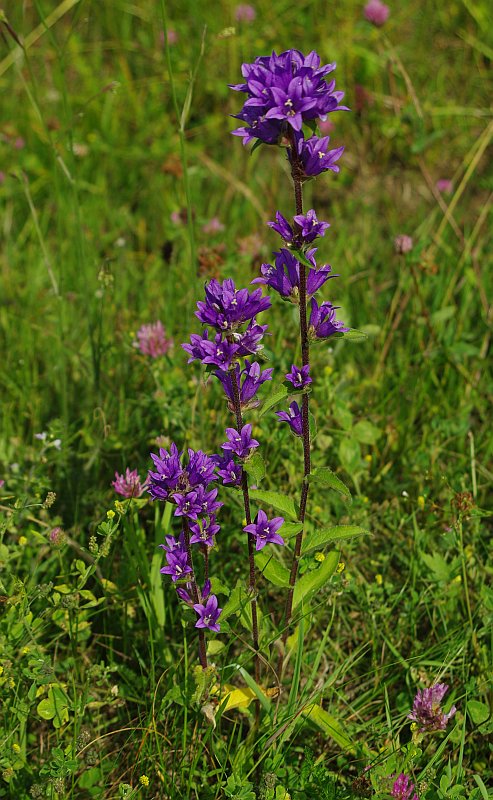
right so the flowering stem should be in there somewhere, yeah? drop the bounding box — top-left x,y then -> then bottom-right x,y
230,369 -> 261,684
280,130 -> 312,661
183,518 -> 208,669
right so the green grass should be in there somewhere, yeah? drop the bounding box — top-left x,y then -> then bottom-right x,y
0,0 -> 492,797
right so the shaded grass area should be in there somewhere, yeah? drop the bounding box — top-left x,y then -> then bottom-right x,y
0,0 -> 492,798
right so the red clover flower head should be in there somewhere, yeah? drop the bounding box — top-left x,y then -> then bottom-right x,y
364,0 -> 390,27
394,234 -> 414,255
390,774 -> 418,800
112,468 -> 146,498
133,321 -> 172,358
408,683 -> 457,732
436,178 -> 453,194
234,4 -> 256,22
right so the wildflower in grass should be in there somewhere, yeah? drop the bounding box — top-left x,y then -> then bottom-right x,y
230,49 -> 347,146
408,683 -> 457,732
364,0 -> 390,27
196,278 -> 271,331
222,424 -> 259,459
276,401 -> 303,436
308,297 -> 349,339
202,217 -> 225,234
390,774 -> 418,800
234,3 -> 256,22
133,321 -> 172,358
147,445 -> 218,512
285,364 -> 312,389
139,775 -> 150,787
436,178 -> 453,193
394,234 -> 413,255
193,594 -> 222,631
215,360 -> 273,408
244,509 -> 285,550
112,468 -> 146,498
253,247 -> 334,300
268,209 -> 330,244
49,527 -> 66,546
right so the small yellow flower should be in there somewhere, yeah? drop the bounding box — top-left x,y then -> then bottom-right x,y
106,510 -> 115,520
9,678 -> 15,688
12,743 -> 21,754
22,646 -> 29,655
314,552 -> 325,563
336,561 -> 345,573
375,574 -> 383,585
324,365 -> 333,376
417,495 -> 425,510
0,666 -> 3,676
114,500 -> 125,515
139,775 -> 149,787
19,536 -> 27,547
453,574 -> 462,584
364,454 -> 372,463
362,496 -> 369,504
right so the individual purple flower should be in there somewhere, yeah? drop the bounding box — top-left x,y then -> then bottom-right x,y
364,0 -> 390,27
196,278 -> 271,332
276,401 -> 303,436
394,234 -> 413,255
200,336 -> 241,370
194,484 -> 223,517
253,247 -> 334,301
390,774 -> 418,800
215,360 -> 273,408
308,297 -> 349,338
133,321 -> 172,358
112,468 -> 146,498
186,449 -> 218,487
160,549 -> 192,582
222,424 -> 259,459
285,364 -> 312,389
408,684 -> 457,732
268,209 -> 329,244
213,455 -> 243,486
264,77 -> 319,132
147,442 -> 183,501
172,490 -> 204,520
182,329 -> 213,363
235,3 -> 256,22
243,509 -> 285,551
293,134 -> 345,178
234,320 -> 269,356
436,178 -> 453,194
159,534 -> 185,554
193,594 -> 222,632
190,516 -> 221,546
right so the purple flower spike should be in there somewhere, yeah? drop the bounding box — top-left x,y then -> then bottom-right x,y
243,509 -> 285,551
408,684 -> 457,732
176,586 -> 193,605
293,210 -> 330,243
222,424 -> 259,459
112,468 -> 146,498
309,297 -> 349,339
160,550 -> 192,582
285,364 -> 312,389
193,594 -> 222,632
390,774 -> 418,800
276,401 -> 303,437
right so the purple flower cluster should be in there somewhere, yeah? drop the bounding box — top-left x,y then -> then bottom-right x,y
390,774 -> 418,800
408,683 -> 457,732
160,542 -> 223,632
253,247 -> 334,302
230,49 -> 347,154
216,359 -> 273,410
268,209 -> 330,245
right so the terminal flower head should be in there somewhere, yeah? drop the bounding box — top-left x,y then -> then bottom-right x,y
112,468 -> 146,498
364,0 -> 390,26
408,683 -> 457,732
390,774 -> 418,800
134,321 -> 172,357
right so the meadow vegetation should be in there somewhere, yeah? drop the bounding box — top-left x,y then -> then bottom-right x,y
0,1 -> 492,798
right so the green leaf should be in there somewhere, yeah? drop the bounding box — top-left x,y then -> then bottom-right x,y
332,329 -> 368,342
467,700 -> 490,726
289,247 -> 314,270
255,549 -> 291,587
249,489 -> 298,521
221,582 -> 244,620
279,521 -> 303,540
259,383 -> 289,416
338,437 -> 361,473
293,550 -> 339,610
243,451 -> 265,484
301,526 -> 370,555
308,467 -> 352,501
37,685 -> 70,728
304,704 -> 355,752
352,421 -> 381,444
420,551 -> 453,582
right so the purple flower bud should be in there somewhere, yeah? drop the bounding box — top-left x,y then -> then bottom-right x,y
243,509 -> 285,551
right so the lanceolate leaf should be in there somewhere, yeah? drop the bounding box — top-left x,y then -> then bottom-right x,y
301,526 -> 369,555
308,467 -> 352,501
243,451 -> 266,484
304,704 -> 355,752
255,549 -> 291,587
249,489 -> 299,521
259,383 -> 289,417
293,550 -> 339,610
